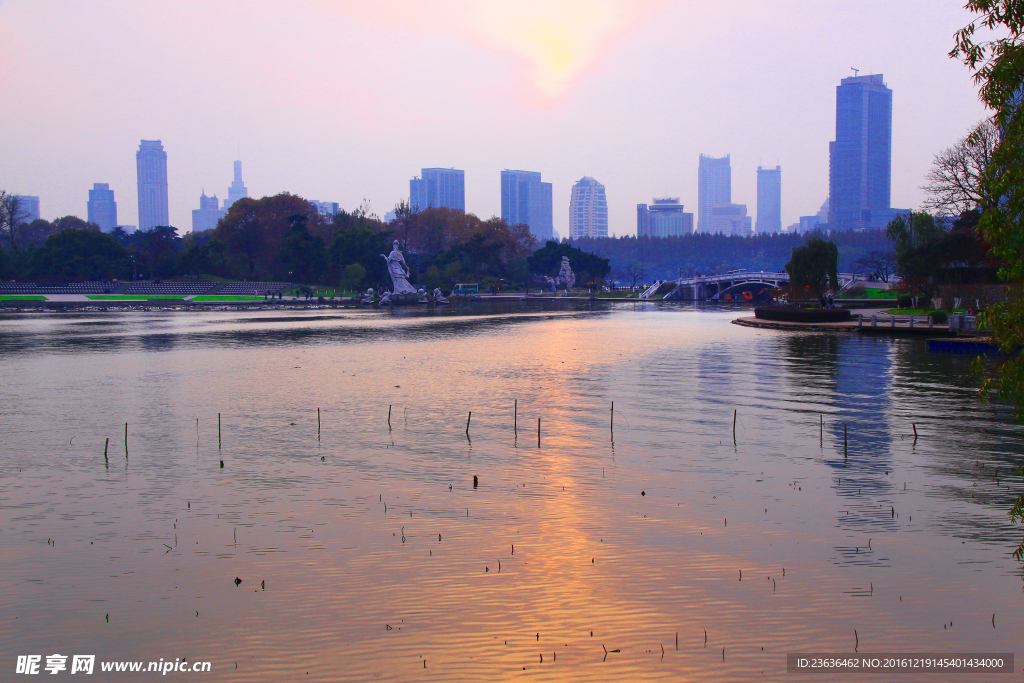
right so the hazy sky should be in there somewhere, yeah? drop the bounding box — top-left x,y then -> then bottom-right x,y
0,0 -> 989,236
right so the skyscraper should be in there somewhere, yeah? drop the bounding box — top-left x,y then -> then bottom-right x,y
706,203 -> 752,236
87,183 -> 118,231
829,74 -> 892,231
501,170 -> 553,242
191,192 -> 225,233
637,198 -> 693,237
226,160 -> 248,209
13,195 -> 40,223
136,140 -> 169,230
409,168 -> 465,212
697,154 -> 731,233
569,176 -> 608,238
756,166 -> 782,234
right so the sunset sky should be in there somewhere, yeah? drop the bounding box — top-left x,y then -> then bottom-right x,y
0,0 -> 989,235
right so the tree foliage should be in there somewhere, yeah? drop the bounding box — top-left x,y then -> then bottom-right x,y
785,237 -> 838,306
952,0 -> 1024,559
528,241 -> 611,288
572,230 -> 891,283
30,228 -> 130,280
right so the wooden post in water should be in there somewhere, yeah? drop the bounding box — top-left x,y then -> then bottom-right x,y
388,405 -> 392,429
610,401 -> 614,434
104,438 -> 109,458
466,411 -> 472,435
820,415 -> 823,447
844,423 -> 848,458
218,413 -> 222,450
537,418 -> 541,448
514,399 -> 517,435
912,423 -> 918,440
733,410 -> 737,444
317,407 -> 321,437
124,423 -> 128,457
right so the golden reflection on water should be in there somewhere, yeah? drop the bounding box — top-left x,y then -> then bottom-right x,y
0,304 -> 1022,681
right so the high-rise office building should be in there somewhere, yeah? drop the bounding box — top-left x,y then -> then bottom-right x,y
697,154 -> 731,233
569,176 -> 608,238
87,183 -> 118,231
13,195 -> 40,223
191,192 -> 226,233
756,166 -> 782,234
637,198 -> 693,237
309,200 -> 339,216
829,74 -> 893,231
409,168 -> 465,212
136,140 -> 169,230
501,170 -> 553,242
226,160 -> 248,209
705,203 -> 752,237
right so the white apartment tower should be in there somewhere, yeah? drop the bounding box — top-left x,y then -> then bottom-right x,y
569,176 -> 608,238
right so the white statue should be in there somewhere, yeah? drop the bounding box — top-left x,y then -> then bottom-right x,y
361,287 -> 375,305
555,256 -> 576,289
381,241 -> 418,295
379,290 -> 391,305
433,287 -> 449,304
543,275 -> 557,293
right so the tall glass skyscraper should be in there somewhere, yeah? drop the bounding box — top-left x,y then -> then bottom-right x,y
136,140 -> 169,230
87,183 -> 118,231
756,166 -> 782,234
501,170 -> 553,242
697,154 -> 731,233
569,176 -> 608,238
409,168 -> 465,212
829,74 -> 892,231
226,160 -> 248,209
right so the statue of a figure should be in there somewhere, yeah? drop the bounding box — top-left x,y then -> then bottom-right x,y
361,287 -> 375,305
555,256 -> 576,289
379,290 -> 391,305
381,241 -> 418,295
543,276 -> 557,293
433,287 -> 449,304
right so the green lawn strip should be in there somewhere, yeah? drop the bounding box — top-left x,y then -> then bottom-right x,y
0,295 -> 46,300
839,288 -> 897,299
191,295 -> 265,301
86,295 -> 185,300
883,308 -> 965,315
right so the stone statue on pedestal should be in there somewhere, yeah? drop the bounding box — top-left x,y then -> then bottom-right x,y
381,241 -> 418,295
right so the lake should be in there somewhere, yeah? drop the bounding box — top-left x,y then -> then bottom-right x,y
0,302 -> 1021,681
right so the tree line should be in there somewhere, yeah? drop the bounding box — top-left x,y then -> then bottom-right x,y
0,192 -> 613,290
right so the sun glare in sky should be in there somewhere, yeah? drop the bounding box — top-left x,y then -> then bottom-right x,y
466,0 -> 638,97
330,0 -> 655,98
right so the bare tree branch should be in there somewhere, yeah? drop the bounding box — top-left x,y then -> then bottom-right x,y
921,118 -> 998,215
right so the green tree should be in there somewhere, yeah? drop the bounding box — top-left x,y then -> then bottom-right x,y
952,0 -> 1024,560
528,241 -> 610,288
276,214 -> 326,283
329,223 -> 390,289
340,263 -> 367,293
133,225 -> 181,279
785,237 -> 838,306
31,228 -> 130,280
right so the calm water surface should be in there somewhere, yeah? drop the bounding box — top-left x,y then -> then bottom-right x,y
0,302 -> 1021,681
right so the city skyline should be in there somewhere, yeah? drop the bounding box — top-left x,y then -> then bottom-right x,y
0,1 -> 986,235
